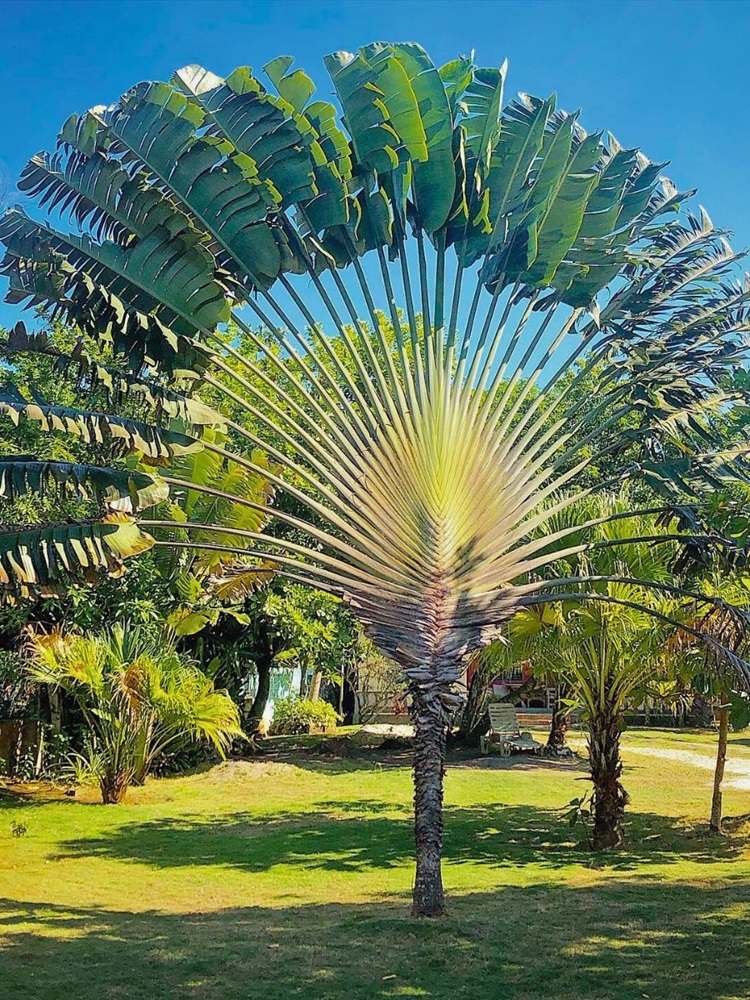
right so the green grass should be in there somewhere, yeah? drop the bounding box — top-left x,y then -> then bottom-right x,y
1,728 -> 750,999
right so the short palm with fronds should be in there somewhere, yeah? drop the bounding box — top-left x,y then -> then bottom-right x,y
27,624 -> 244,803
508,491 -> 729,848
2,42 -> 750,913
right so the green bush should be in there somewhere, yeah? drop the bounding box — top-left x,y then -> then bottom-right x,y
271,697 -> 340,735
27,624 -> 244,803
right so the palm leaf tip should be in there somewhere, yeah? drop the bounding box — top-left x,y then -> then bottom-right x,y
0,515 -> 154,599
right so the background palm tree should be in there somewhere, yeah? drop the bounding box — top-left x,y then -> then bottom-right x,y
513,585 -> 674,848
26,623 -> 244,803
1,42 -> 750,913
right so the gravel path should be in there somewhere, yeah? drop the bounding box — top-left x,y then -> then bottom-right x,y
627,744 -> 750,790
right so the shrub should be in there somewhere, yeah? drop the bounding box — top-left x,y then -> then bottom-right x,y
26,624 -> 245,803
271,696 -> 340,735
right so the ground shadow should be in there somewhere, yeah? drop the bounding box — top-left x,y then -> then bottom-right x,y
54,799 -> 744,876
250,743 -> 589,776
1,880 -> 748,999
0,782 -> 75,809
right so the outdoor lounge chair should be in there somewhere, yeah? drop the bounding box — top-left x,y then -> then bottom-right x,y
479,704 -> 543,756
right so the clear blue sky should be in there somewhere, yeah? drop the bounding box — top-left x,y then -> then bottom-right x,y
0,0 -> 748,327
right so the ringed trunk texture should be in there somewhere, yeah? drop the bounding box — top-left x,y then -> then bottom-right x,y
100,769 -> 130,805
588,705 -> 628,849
411,685 -> 450,917
710,705 -> 729,834
547,689 -> 569,749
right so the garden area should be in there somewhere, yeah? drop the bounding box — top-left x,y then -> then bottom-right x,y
3,728 -> 750,999
1,5 -> 750,997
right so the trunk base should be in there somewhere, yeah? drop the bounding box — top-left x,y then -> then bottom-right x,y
589,709 -> 627,850
710,706 -> 729,835
100,772 -> 129,805
411,892 -> 445,918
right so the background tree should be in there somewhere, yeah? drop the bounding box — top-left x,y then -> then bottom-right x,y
26,623 -> 244,803
666,574 -> 750,833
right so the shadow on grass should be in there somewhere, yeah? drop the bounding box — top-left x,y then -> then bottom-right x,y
53,800 -> 743,876
1,880 -> 749,1000
260,743 -> 589,775
0,783 -> 73,809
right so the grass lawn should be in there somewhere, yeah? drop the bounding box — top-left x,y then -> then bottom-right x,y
1,727 -> 750,999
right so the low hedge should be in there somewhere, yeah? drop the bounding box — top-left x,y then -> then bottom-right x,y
271,696 -> 340,735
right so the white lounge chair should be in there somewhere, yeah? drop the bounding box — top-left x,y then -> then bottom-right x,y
479,703 -> 543,756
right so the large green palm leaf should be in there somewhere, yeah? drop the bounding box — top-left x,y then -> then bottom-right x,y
2,41 -> 750,913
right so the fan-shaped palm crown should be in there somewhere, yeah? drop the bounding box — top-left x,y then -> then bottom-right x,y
2,42 -> 750,914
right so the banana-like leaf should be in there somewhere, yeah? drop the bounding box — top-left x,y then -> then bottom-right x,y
0,394 -> 203,464
0,513 -> 154,597
0,209 -> 228,336
1,322 -> 224,430
0,458 -> 168,510
390,43 -> 454,233
213,562 -> 277,600
325,45 -> 427,174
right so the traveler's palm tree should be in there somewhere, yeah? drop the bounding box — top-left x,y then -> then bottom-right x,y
1,42 -> 750,913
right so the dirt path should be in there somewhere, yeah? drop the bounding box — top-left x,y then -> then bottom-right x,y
627,744 -> 750,790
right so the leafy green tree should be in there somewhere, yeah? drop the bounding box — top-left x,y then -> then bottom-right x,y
26,623 -> 243,803
262,583 -> 357,699
666,574 -> 750,833
2,44 -> 750,914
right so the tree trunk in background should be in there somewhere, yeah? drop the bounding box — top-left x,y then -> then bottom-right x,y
48,687 -> 62,732
309,671 -> 323,702
588,704 -> 628,849
341,661 -> 357,724
100,769 -> 129,805
411,684 -> 450,917
247,659 -> 272,736
710,704 -> 729,833
547,687 -> 569,749
459,659 -> 492,746
247,623 -> 275,736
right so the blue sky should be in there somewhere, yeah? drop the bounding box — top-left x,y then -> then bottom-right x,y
0,0 -> 748,328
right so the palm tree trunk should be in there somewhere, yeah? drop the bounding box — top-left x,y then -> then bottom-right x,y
411,684 -> 449,917
588,704 -> 628,849
710,704 -> 729,833
100,768 -> 129,805
547,686 -> 569,749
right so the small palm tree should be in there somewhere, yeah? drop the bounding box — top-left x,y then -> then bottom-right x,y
26,623 -> 244,802
508,491 -> 733,848
1,43 -> 750,912
514,587 -> 672,847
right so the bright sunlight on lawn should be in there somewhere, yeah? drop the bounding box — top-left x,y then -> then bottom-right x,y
2,729 -> 750,1000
